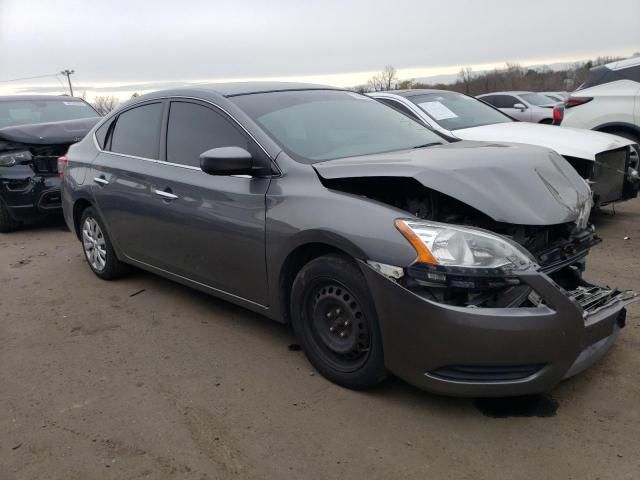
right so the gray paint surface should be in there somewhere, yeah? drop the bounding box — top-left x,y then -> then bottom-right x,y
61,83 -> 632,396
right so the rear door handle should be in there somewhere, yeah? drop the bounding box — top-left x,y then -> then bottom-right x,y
153,189 -> 179,200
93,176 -> 109,186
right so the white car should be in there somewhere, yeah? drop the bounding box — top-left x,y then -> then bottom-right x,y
476,91 -> 559,124
369,89 -> 639,206
562,57 -> 640,145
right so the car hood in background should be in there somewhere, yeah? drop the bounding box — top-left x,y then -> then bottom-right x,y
0,117 -> 101,145
313,141 -> 591,226
453,122 -> 635,161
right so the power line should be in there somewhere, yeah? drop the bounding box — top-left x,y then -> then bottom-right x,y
0,73 -> 60,83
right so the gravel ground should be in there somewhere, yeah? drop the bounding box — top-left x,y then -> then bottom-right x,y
1,200 -> 639,480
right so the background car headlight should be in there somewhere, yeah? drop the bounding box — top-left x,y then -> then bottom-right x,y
395,219 -> 534,270
0,150 -> 31,167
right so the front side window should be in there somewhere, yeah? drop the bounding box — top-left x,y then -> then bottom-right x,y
231,90 -> 445,163
0,99 -> 98,129
408,92 -> 512,130
166,101 -> 249,167
109,103 -> 163,159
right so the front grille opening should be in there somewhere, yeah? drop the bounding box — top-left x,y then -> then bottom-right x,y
429,364 -> 544,382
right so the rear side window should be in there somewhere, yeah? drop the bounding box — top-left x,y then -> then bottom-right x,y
479,95 -> 498,106
166,101 -> 249,167
621,65 -> 640,82
110,103 -> 162,159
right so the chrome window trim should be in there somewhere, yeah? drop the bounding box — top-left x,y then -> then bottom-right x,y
91,95 -> 281,176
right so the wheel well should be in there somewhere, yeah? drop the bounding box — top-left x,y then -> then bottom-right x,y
595,125 -> 640,143
72,199 -> 93,240
539,118 -> 553,124
279,243 -> 355,324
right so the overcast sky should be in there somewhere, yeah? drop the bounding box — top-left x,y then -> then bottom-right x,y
1,0 -> 639,99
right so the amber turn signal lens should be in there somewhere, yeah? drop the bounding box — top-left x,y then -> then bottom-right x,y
394,219 -> 439,265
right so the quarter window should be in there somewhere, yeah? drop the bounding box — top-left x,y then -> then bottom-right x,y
110,103 -> 163,159
166,101 -> 249,168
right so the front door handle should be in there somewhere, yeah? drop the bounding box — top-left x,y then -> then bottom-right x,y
93,176 -> 109,186
153,189 -> 179,201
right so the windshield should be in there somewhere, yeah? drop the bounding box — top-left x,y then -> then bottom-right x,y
0,99 -> 98,129
408,92 -> 512,131
520,93 -> 557,106
231,90 -> 445,163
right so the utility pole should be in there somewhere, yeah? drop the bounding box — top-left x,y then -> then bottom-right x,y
60,69 -> 75,96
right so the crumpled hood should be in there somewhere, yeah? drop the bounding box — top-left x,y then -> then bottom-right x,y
313,141 -> 591,226
453,122 -> 635,161
0,117 -> 100,145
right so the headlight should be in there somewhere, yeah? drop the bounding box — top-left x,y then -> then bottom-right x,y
395,219 -> 533,270
0,150 -> 31,167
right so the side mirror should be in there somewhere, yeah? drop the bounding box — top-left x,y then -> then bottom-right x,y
200,147 -> 253,176
512,103 -> 527,111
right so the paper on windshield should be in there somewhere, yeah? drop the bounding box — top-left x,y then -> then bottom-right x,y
418,101 -> 458,120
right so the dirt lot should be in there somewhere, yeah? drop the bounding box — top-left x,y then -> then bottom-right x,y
1,200 -> 639,480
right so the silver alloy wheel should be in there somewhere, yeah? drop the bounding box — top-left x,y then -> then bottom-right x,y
82,217 -> 107,271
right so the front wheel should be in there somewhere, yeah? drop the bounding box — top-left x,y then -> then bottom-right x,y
290,254 -> 387,390
80,207 -> 129,280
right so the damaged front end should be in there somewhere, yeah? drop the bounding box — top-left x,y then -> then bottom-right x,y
320,171 -> 638,394
0,117 -> 99,231
0,141 -> 66,229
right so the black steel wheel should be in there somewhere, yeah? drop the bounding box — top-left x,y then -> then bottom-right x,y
290,254 -> 387,389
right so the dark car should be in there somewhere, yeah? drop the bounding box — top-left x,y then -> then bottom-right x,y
61,83 -> 638,397
0,95 -> 100,232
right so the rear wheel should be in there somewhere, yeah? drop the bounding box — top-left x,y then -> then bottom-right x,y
0,198 -> 21,233
80,207 -> 129,280
290,254 -> 387,390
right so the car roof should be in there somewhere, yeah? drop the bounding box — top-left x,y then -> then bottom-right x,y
179,81 -> 337,97
0,94 -> 85,102
604,56 -> 640,71
477,91 -> 531,96
374,89 -> 448,98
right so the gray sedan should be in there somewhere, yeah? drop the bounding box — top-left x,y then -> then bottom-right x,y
61,83 -> 637,397
477,91 -> 559,123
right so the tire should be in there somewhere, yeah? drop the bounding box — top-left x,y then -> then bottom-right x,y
539,118 -> 553,125
290,254 -> 387,390
0,198 -> 21,233
79,207 -> 129,280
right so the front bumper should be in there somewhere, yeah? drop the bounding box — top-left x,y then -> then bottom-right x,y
361,262 -> 637,397
0,167 -> 62,222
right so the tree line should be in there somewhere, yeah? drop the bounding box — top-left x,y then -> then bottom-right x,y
358,55 -> 637,95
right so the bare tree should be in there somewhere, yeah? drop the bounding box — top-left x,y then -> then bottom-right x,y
352,84 -> 370,94
458,67 -> 473,94
92,96 -> 119,116
367,65 -> 398,91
